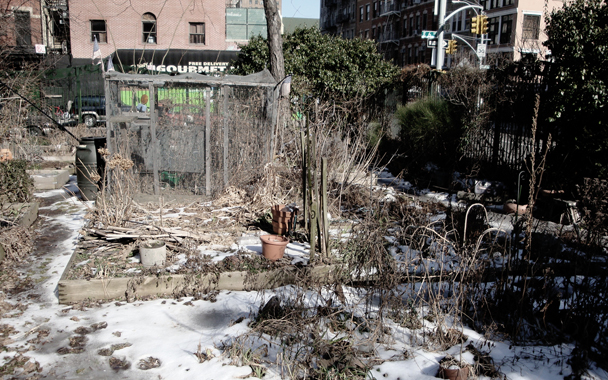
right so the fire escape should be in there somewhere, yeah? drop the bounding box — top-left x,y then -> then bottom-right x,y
377,0 -> 400,62
322,0 -> 339,35
42,0 -> 70,54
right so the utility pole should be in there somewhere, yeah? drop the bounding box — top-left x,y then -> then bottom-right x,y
435,0 -> 447,70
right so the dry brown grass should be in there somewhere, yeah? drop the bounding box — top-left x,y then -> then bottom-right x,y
0,226 -> 35,263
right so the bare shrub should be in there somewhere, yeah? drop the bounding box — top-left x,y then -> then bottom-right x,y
0,226 -> 35,264
0,160 -> 33,206
89,149 -> 135,227
577,177 -> 608,248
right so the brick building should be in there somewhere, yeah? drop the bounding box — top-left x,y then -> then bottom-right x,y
67,0 -> 278,71
321,0 -> 563,68
0,0 -> 44,66
483,0 -> 562,61
322,0 -> 436,66
68,0 -> 233,58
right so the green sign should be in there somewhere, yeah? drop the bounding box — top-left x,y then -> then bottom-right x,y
421,30 -> 436,39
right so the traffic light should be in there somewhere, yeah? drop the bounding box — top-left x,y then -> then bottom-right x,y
480,15 -> 489,34
471,16 -> 479,34
446,40 -> 457,55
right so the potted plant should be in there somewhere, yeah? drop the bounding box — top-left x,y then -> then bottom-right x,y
438,355 -> 470,380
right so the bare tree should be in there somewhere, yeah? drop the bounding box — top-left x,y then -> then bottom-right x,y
263,0 -> 284,82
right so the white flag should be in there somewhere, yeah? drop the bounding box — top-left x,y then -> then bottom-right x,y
107,54 -> 115,72
92,36 -> 103,67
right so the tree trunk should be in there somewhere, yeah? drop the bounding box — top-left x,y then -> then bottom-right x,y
263,0 -> 285,82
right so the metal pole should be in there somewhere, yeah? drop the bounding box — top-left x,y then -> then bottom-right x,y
436,0 -> 447,70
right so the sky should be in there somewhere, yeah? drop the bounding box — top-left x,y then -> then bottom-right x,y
282,0 -> 320,19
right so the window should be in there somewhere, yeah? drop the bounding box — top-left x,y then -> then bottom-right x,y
373,2 -> 378,18
422,13 -> 427,30
409,16 -> 414,36
90,20 -> 107,43
360,6 -> 364,22
142,12 -> 157,44
523,14 -> 540,40
408,46 -> 412,64
504,0 -> 514,5
415,15 -> 420,33
189,22 -> 205,44
15,11 -> 31,46
372,26 -> 376,39
403,18 -> 407,36
490,0 -> 500,8
366,4 -> 370,20
500,14 -> 513,44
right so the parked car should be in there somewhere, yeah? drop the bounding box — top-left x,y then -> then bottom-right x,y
71,95 -> 106,127
24,106 -> 75,136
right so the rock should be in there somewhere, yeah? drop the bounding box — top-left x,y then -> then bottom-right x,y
257,296 -> 283,320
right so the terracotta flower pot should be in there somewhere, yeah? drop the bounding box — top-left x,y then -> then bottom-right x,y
260,235 -> 289,261
271,205 -> 297,235
439,366 -> 469,380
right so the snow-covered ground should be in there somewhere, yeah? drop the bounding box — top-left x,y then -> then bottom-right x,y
0,186 -> 607,380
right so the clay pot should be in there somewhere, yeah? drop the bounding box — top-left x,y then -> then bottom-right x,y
271,205 -> 297,235
439,366 -> 469,380
0,149 -> 12,162
260,235 -> 289,261
503,200 -> 527,215
139,240 -> 166,268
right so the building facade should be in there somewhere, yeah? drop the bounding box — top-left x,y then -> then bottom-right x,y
0,0 -> 44,66
67,0 -> 278,71
41,0 -> 70,55
482,0 -> 561,61
68,0 -> 232,59
321,0 -> 436,66
321,0 -> 563,68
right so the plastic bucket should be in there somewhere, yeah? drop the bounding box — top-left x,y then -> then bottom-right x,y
140,240 -> 167,268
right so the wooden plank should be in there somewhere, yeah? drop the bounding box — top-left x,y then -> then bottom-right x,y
322,158 -> 329,257
149,82 -> 160,195
57,264 -> 341,304
0,202 -> 39,228
223,86 -> 229,187
108,115 -> 138,123
205,87 -> 211,196
104,75 -> 113,193
300,130 -> 307,231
